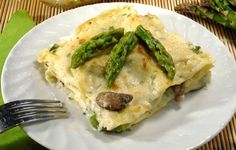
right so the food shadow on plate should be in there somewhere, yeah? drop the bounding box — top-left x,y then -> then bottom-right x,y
88,94 -> 200,143
88,88 -> 218,143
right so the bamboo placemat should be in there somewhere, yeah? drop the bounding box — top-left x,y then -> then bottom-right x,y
0,0 -> 236,149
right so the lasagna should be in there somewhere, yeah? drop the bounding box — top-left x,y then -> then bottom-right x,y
37,7 -> 213,132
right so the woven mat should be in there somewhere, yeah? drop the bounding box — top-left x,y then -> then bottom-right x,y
0,0 -> 236,149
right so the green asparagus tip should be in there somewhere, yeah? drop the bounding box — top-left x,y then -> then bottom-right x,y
105,31 -> 138,87
135,25 -> 176,80
71,28 -> 125,69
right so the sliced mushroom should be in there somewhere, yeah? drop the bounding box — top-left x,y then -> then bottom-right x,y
96,92 -> 133,111
173,83 -> 185,101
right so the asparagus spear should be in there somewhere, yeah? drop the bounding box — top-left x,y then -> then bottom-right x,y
90,114 -> 99,129
175,4 -> 236,29
71,28 -> 124,69
206,0 -> 232,10
228,0 -> 236,7
105,32 -> 138,87
135,25 -> 176,80
205,0 -> 236,26
112,124 -> 131,133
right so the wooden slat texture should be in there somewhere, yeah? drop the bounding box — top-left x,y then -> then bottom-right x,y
0,0 -> 236,149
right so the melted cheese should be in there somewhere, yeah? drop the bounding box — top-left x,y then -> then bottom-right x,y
37,7 -> 213,130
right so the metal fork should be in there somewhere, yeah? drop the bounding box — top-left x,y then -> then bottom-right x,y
0,99 -> 69,133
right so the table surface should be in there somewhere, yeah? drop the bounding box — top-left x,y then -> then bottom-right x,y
0,0 -> 236,149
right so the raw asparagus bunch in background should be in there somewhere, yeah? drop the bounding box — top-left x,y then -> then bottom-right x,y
228,0 -> 236,7
175,0 -> 236,30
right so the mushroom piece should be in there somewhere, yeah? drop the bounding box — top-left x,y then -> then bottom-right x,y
173,83 -> 185,101
96,92 -> 133,111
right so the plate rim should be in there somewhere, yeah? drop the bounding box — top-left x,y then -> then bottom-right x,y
1,2 -> 236,149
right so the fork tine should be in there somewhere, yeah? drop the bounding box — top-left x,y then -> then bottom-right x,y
8,103 -> 64,110
10,107 -> 67,116
14,112 -> 69,125
8,105 -> 64,114
0,100 -> 70,133
4,100 -> 64,110
3,99 -> 63,110
13,111 -> 69,120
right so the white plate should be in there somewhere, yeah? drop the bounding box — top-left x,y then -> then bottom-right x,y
2,3 -> 236,150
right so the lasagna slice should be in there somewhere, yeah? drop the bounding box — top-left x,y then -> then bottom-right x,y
37,7 -> 213,132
